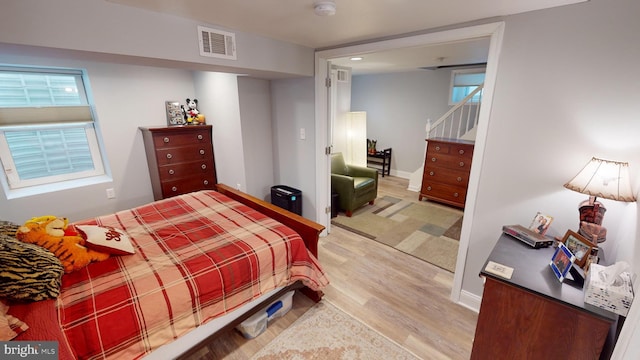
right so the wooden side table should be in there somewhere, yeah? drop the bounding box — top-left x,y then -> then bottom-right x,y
471,234 -> 618,359
366,148 -> 391,177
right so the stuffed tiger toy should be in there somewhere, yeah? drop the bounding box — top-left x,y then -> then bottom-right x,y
0,221 -> 64,302
15,217 -> 109,273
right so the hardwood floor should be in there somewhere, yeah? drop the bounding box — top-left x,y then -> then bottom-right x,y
186,176 -> 478,359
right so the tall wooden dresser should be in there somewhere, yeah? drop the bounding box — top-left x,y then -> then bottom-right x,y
419,137 -> 474,208
140,125 -> 217,200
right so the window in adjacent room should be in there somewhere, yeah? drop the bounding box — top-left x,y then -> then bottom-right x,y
0,65 -> 110,196
449,69 -> 486,105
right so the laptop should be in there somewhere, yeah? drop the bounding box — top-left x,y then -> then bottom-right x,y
502,224 -> 554,248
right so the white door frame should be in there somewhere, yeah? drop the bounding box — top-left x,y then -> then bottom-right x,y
315,21 -> 505,307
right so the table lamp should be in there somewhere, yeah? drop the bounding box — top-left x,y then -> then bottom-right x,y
563,157 -> 636,243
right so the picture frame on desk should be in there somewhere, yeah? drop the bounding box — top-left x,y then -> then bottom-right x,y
529,212 -> 553,236
550,242 -> 576,282
560,229 -> 594,268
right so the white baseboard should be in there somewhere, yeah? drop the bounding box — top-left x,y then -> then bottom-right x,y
407,183 -> 420,192
456,289 -> 481,313
389,169 -> 412,179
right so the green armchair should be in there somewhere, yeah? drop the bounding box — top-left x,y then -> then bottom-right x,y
331,152 -> 378,217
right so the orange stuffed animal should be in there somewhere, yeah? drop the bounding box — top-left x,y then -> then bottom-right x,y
16,216 -> 109,273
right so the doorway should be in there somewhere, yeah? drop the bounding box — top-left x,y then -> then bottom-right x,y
315,21 -> 505,310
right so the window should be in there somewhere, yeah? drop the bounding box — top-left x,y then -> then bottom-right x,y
0,66 -> 108,194
449,69 -> 485,104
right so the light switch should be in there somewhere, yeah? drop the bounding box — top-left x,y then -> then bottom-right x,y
106,188 -> 116,199
300,128 -> 306,140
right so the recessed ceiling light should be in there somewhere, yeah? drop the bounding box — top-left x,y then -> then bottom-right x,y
350,57 -> 363,61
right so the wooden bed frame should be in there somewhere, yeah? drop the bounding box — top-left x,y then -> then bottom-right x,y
172,184 -> 326,359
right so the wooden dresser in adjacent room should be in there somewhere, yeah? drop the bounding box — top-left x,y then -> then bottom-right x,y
419,137 -> 474,208
140,125 -> 217,200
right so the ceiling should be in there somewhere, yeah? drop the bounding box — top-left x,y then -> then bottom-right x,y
107,0 -> 586,75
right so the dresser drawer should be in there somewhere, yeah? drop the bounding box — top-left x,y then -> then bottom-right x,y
426,152 -> 472,171
427,141 -> 473,159
423,165 -> 470,187
161,176 -> 216,198
421,181 -> 467,206
158,160 -> 215,181
156,145 -> 212,165
152,130 -> 211,148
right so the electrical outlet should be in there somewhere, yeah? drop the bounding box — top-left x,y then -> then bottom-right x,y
106,188 -> 116,199
300,128 -> 306,140
236,183 -> 241,190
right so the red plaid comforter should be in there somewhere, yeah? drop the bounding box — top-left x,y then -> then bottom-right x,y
57,190 -> 329,359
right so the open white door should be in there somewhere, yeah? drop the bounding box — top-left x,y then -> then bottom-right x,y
314,58 -> 333,235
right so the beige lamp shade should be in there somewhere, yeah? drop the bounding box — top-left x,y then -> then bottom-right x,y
564,157 -> 636,202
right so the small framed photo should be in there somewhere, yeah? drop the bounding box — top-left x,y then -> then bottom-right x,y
165,101 -> 185,126
560,229 -> 594,268
529,212 -> 553,236
550,242 -> 576,282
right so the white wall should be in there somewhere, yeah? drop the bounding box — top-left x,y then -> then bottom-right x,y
462,0 -> 640,299
351,70 -> 453,174
270,77 -> 317,218
194,72 -> 247,192
0,0 -> 314,79
237,77 -> 276,199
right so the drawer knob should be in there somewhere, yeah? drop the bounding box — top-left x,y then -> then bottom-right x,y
429,171 -> 435,176
203,180 -> 209,185
435,146 -> 440,151
201,164 -> 207,170
453,192 -> 459,197
459,161 -> 464,167
171,186 -> 177,192
457,177 -> 462,182
163,137 -> 169,143
431,157 -> 437,162
197,134 -> 203,140
427,186 -> 432,191
199,149 -> 205,155
168,169 -> 175,175
459,149 -> 465,155
166,153 -> 173,159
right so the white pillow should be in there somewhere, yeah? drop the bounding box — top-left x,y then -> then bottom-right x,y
76,225 -> 135,255
1,301 -> 28,341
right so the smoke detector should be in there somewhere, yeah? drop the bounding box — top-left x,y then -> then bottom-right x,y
314,1 -> 336,16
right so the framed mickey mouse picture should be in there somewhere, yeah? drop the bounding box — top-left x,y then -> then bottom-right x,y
165,101 -> 185,126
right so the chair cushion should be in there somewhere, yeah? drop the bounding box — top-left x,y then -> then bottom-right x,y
354,177 -> 374,189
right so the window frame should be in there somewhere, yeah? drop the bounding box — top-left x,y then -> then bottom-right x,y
0,65 -> 110,197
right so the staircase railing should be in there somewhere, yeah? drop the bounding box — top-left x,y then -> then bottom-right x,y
427,83 -> 484,139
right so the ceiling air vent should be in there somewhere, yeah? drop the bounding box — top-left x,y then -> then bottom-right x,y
197,25 -> 237,60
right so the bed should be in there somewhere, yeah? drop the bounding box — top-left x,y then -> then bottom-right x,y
3,184 -> 329,359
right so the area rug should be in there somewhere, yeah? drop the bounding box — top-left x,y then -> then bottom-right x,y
331,196 -> 462,272
250,301 -> 419,360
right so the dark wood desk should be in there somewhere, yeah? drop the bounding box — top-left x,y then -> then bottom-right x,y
366,148 -> 391,177
471,234 -> 617,360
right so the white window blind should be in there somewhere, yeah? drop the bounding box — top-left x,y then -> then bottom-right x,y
450,69 -> 485,104
0,66 -> 107,192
